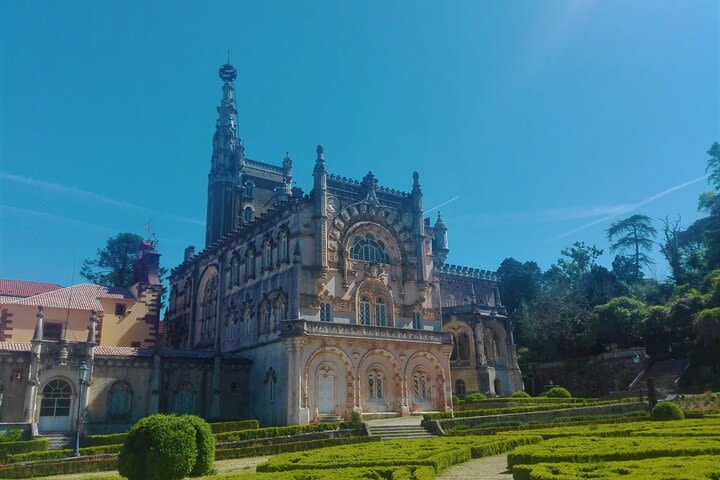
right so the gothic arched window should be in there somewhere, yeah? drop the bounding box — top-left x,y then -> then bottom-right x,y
262,241 -> 272,270
200,275 -> 217,342
412,312 -> 423,330
259,301 -> 271,333
413,370 -> 429,402
351,234 -> 389,264
279,232 -> 289,263
455,379 -> 466,396
375,298 -> 387,326
245,249 -> 255,278
107,381 -> 132,420
243,206 -> 254,223
174,383 -> 195,414
457,332 -> 471,361
367,367 -> 384,401
359,296 -> 371,325
273,295 -> 286,330
320,302 -> 332,322
265,368 -> 277,403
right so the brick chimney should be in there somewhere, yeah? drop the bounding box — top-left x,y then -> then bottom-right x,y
133,239 -> 161,286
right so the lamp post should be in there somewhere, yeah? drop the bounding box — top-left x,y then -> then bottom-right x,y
74,362 -> 90,457
632,353 -> 643,402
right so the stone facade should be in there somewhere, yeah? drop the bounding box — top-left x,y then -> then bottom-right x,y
0,61 -> 522,434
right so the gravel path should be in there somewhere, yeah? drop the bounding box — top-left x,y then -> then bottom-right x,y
438,454 -> 512,480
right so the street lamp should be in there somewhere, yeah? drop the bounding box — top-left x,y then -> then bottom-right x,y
74,362 -> 90,457
632,354 -> 643,402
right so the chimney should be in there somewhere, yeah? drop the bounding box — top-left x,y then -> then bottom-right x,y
184,245 -> 196,261
133,239 -> 161,286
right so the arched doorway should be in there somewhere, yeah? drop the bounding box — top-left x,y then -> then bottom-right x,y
39,379 -> 72,432
316,363 -> 336,415
494,378 -> 503,396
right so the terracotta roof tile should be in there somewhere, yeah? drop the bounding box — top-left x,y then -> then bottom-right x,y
0,280 -> 63,298
4,284 -> 135,311
0,342 -> 31,352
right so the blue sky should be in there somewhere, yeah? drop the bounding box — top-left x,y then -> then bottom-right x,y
1,1 -> 718,286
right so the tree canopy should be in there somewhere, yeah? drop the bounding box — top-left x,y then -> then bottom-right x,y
606,214 -> 656,281
81,232 -> 144,289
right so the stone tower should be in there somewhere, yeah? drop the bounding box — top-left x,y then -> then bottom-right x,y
206,62 -> 244,247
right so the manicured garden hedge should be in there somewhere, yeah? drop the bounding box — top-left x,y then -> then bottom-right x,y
511,455 -> 720,480
651,401 -> 685,421
208,419 -> 260,434
5,444 -> 121,464
258,435 -> 542,473
216,436 -> 380,460
506,435 -> 720,467
83,432 -> 128,447
0,439 -> 49,460
0,455 -> 117,479
0,430 -> 24,443
215,422 -> 344,443
425,403 -> 590,420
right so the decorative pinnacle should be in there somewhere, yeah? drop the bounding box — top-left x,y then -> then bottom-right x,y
316,144 -> 324,160
219,63 -> 237,82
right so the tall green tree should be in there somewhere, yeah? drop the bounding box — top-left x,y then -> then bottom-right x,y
606,214 -> 657,281
706,142 -> 720,192
81,233 -> 144,289
556,241 -> 603,280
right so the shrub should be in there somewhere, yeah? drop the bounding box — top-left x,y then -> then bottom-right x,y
541,387 -> 571,398
216,436 -> 380,460
0,439 -> 49,460
452,395 -> 460,405
0,456 -> 117,479
118,414 -> 198,480
464,392 -> 487,403
215,423 -> 340,443
651,401 -> 685,421
511,391 -> 531,398
0,430 -> 24,443
182,416 -> 215,477
351,410 -> 363,426
208,419 -> 259,434
84,433 -> 127,447
7,444 -> 121,464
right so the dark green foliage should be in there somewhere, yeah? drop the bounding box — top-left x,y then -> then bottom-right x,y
208,419 -> 259,434
0,439 -> 49,460
0,456 -> 117,479
117,414 -> 197,480
83,433 -> 127,447
81,232 -> 144,289
0,430 -> 24,443
182,415 -> 214,477
452,394 -> 461,405
214,422 -> 341,443
351,410 -> 363,425
541,387 -> 571,398
464,392 -> 486,403
651,401 -> 685,421
215,436 -> 380,460
511,391 -> 531,398
590,296 -> 648,348
6,444 -> 121,463
606,214 -> 657,281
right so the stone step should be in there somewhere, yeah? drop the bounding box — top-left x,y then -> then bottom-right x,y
38,434 -> 74,450
366,423 -> 435,439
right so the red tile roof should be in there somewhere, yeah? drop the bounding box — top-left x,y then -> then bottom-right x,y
0,280 -> 63,298
0,342 -> 31,352
3,284 -> 135,311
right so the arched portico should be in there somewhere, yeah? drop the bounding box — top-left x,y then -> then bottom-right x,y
303,346 -> 354,420
358,348 -> 401,414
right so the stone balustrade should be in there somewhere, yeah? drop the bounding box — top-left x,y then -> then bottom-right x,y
281,319 -> 453,345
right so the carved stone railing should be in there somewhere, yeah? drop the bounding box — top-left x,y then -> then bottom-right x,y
282,320 -> 453,345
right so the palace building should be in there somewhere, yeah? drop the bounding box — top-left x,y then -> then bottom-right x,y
0,62 -> 521,435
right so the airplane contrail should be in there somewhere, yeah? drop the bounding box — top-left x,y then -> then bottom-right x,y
425,195 -> 460,215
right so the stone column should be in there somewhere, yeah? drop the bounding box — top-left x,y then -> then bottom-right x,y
286,339 -> 309,425
473,323 -> 487,366
209,354 -> 222,418
148,352 -> 161,414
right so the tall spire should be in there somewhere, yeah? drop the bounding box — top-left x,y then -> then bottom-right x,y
206,60 -> 244,247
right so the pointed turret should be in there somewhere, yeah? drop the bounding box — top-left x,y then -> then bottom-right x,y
206,61 -> 244,246
433,211 -> 449,265
313,145 -> 328,271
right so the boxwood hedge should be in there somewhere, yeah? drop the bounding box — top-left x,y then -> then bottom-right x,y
215,422 -> 342,443
0,439 -> 49,460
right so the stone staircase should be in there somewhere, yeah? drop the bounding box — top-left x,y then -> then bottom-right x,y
630,359 -> 688,398
38,433 -> 74,450
365,423 -> 435,439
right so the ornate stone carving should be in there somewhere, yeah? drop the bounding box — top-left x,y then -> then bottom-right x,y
282,319 -> 452,345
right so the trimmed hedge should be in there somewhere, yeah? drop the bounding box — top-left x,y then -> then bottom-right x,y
0,455 -> 117,479
652,401 -> 685,421
512,455 -> 720,480
258,435 -> 542,473
511,391 -> 531,398
464,392 -> 487,403
506,435 -> 720,467
118,414 -> 198,480
216,436 -> 380,460
184,415 -> 215,477
426,403 -> 585,420
6,444 -> 121,464
215,422 -> 342,443
83,432 -> 128,447
0,430 -> 24,443
540,386 -> 571,398
0,439 -> 49,460
208,419 -> 260,434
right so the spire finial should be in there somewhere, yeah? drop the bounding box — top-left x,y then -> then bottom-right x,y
316,144 -> 324,160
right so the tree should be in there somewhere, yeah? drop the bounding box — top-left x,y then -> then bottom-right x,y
81,233 -> 144,289
497,258 -> 542,318
556,242 -> 603,280
612,255 -> 637,284
590,296 -> 649,348
606,214 -> 657,281
706,142 -> 720,192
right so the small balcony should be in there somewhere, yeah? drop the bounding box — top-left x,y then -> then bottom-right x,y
281,319 -> 453,345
